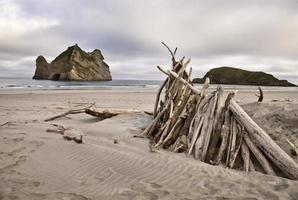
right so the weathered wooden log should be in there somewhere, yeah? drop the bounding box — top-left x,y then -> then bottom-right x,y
165,68 -> 202,94
230,100 -> 298,179
243,133 -> 275,175
194,95 -> 216,160
241,141 -> 250,172
188,114 -> 204,156
229,125 -> 243,168
179,95 -> 198,137
207,91 -> 235,162
200,88 -> 221,161
188,92 -> 215,156
226,115 -> 236,166
85,108 -> 142,119
215,109 -> 231,165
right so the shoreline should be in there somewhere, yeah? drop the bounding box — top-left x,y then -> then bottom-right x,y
1,88 -> 297,105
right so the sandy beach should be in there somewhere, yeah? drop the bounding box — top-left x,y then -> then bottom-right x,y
1,88 -> 298,199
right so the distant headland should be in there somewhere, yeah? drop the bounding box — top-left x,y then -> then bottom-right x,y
193,67 -> 296,87
32,44 -> 112,81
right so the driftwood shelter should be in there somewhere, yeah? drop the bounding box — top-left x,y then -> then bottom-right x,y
141,43 -> 298,180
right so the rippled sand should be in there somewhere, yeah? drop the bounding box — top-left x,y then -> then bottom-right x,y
0,89 -> 297,199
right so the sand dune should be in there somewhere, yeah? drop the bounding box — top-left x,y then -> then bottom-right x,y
1,89 -> 298,199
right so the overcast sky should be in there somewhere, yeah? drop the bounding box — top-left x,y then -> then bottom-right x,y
0,0 -> 298,83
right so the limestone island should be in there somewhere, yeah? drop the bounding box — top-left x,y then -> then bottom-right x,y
32,44 -> 112,81
193,67 -> 296,87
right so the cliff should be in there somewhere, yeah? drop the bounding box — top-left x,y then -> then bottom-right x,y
193,67 -> 296,87
32,44 -> 112,81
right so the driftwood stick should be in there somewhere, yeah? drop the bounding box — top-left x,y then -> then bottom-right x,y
241,141 -> 250,172
194,96 -> 216,160
287,139 -> 298,156
189,92 -> 216,154
161,42 -> 176,64
0,121 -> 16,127
156,88 -> 191,147
215,110 -> 231,165
45,103 -> 95,122
187,95 -> 204,150
243,133 -> 275,175
85,108 -> 142,119
166,69 -> 201,94
153,77 -> 168,117
229,125 -> 244,168
200,88 -> 220,161
200,78 -> 210,97
207,89 -> 232,162
257,87 -> 263,102
45,109 -> 86,122
179,95 -> 198,137
226,115 -> 235,165
249,158 -> 256,171
188,115 -> 204,155
163,117 -> 183,146
227,116 -> 240,167
230,100 -> 298,179
142,102 -> 170,136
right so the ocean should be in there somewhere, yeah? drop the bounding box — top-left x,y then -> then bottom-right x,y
0,77 -> 297,91
0,77 -> 162,90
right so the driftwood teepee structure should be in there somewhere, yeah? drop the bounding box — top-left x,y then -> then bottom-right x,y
142,43 -> 298,180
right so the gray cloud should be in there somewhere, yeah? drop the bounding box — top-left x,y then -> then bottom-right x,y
0,0 -> 298,83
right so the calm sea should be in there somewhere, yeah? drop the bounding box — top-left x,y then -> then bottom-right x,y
0,77 -> 297,91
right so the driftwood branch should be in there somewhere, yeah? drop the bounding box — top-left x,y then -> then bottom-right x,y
45,103 -> 95,122
85,108 -> 142,119
256,87 -> 263,102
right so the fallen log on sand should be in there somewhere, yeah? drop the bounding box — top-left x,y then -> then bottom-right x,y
142,43 -> 298,180
45,105 -> 143,122
85,108 -> 143,119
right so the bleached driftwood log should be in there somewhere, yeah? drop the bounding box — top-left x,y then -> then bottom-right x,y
85,108 -> 142,119
143,42 -> 298,180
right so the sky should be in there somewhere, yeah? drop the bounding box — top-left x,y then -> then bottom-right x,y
0,0 -> 298,83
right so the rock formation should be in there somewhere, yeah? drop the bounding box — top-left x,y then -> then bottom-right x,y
32,44 -> 112,81
32,56 -> 51,80
193,67 -> 296,86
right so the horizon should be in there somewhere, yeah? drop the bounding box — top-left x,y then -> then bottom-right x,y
1,0 -> 298,84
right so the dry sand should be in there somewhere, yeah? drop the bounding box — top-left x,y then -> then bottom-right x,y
0,88 -> 298,200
